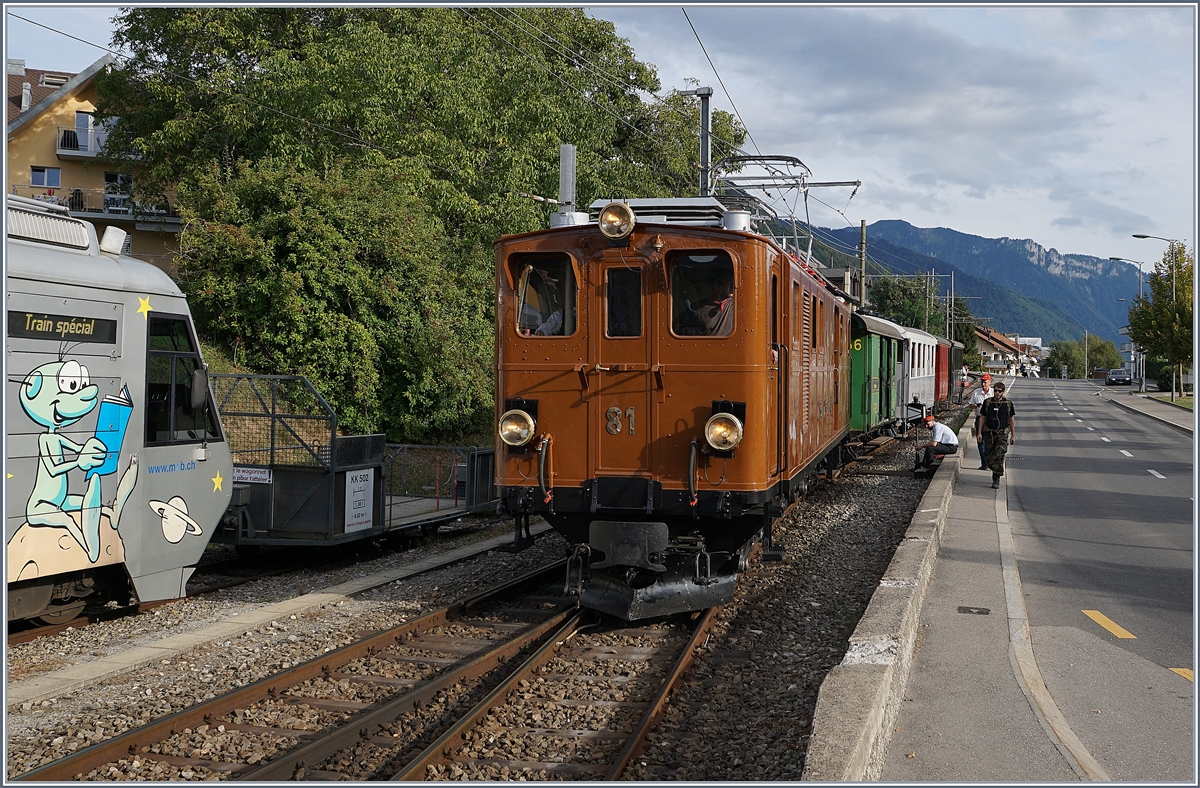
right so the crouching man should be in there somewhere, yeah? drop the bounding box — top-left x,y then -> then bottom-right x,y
915,414 -> 959,472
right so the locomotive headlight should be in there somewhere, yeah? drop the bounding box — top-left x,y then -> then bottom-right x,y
704,412 -> 744,451
498,409 -> 536,447
598,202 -> 636,240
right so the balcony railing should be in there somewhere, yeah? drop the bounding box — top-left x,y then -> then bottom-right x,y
56,125 -> 110,158
10,184 -> 177,220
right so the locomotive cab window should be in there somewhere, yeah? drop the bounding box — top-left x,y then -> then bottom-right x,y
146,314 -> 220,445
606,268 -> 642,337
513,254 -> 577,337
670,250 -> 735,337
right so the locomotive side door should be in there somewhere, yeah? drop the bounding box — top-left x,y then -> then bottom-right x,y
587,258 -> 655,507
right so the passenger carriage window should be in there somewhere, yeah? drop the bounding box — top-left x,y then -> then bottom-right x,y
669,250 -> 735,337
606,268 -> 642,337
514,254 -> 576,337
145,314 -> 220,445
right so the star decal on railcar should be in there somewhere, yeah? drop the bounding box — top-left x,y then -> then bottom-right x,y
211,470 -> 224,492
137,296 -> 154,319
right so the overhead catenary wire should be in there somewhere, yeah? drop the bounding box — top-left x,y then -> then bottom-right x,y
9,9 -> 667,206
486,7 -> 759,175
680,7 -> 762,158
471,6 -> 859,232
7,12 -> 519,199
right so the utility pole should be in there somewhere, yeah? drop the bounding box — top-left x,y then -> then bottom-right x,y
859,220 -> 867,308
1084,330 -> 1088,379
923,271 -> 931,332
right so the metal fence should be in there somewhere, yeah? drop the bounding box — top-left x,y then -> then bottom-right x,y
211,374 -> 337,468
212,374 -> 496,540
380,444 -> 497,530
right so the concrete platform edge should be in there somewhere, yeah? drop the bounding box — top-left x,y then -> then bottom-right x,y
802,427 -> 965,781
6,523 -> 551,709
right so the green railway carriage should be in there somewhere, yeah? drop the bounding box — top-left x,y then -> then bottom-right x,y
849,312 -> 904,435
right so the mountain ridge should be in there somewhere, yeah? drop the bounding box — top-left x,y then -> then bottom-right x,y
821,220 -> 1140,344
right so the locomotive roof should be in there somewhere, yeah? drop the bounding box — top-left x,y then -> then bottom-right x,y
6,195 -> 184,298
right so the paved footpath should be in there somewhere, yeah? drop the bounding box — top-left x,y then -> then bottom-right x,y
881,385 -> 1193,781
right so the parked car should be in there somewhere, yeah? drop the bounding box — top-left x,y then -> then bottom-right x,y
1105,368 -> 1132,386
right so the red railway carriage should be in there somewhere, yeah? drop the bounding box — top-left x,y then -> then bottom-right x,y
935,337 -> 951,403
494,199 -> 850,619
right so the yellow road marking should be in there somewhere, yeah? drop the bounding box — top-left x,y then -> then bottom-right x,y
1082,610 -> 1136,639
1169,668 -> 1193,681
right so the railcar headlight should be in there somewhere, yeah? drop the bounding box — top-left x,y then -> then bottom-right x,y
704,412 -> 744,451
498,409 -> 536,447
598,202 -> 636,240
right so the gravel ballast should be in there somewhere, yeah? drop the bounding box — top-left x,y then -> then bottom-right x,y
6,416 -> 955,780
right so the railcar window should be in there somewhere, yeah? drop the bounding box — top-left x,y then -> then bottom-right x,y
514,254 -> 576,337
606,268 -> 642,337
669,251 -> 735,337
145,314 -> 219,444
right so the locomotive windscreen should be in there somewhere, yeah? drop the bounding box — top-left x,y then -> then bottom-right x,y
606,268 -> 642,337
669,250 -> 735,337
514,253 -> 576,337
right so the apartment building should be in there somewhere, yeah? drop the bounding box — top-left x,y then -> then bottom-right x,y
7,55 -> 179,275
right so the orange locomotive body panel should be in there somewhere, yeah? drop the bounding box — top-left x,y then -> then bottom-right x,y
494,215 -> 850,619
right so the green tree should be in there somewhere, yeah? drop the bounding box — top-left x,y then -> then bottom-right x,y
1127,243 -> 1194,399
1042,337 -> 1122,379
1043,340 -> 1083,379
867,274 -> 944,332
177,156 -> 494,441
95,7 -> 747,440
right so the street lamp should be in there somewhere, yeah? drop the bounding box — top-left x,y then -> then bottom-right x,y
1111,256 -> 1150,393
1133,234 -> 1187,401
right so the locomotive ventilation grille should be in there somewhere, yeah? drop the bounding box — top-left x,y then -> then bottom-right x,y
588,197 -> 728,227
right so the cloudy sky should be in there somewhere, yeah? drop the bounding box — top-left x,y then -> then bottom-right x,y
5,4 -> 1195,266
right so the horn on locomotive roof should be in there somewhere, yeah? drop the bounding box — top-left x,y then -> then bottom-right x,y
550,144 -> 589,228
678,86 -> 714,196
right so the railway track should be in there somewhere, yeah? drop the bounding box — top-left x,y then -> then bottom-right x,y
6,520 -> 518,648
12,560 -> 716,782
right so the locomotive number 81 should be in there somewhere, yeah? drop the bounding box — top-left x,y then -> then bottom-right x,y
494,198 -> 851,620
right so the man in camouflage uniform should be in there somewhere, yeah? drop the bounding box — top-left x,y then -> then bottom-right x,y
977,381 -> 1016,489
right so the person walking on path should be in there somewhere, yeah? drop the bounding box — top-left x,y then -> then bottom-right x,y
968,373 -> 993,469
914,414 -> 960,471
977,381 -> 1016,488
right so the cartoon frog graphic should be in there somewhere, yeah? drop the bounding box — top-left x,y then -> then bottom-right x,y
13,358 -> 138,564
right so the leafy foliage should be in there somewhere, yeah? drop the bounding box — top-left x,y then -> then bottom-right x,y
1042,337 -> 1123,379
96,8 -> 746,440
1127,243 -> 1194,393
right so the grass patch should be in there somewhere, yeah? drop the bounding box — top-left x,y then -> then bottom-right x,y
1153,395 -> 1193,409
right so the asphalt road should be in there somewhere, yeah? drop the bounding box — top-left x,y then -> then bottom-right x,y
1005,377 -> 1194,780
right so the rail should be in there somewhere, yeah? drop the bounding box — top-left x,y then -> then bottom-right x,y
13,562 -> 569,782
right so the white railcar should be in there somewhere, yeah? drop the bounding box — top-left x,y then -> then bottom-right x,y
5,195 -> 233,622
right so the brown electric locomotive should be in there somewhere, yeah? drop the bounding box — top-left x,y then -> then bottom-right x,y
494,198 -> 850,619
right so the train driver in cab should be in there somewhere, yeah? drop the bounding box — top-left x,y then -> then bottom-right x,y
677,271 -> 736,336
517,260 -> 575,337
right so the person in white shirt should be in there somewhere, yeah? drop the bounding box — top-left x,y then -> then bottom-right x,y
967,373 -> 992,470
915,413 -> 960,470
